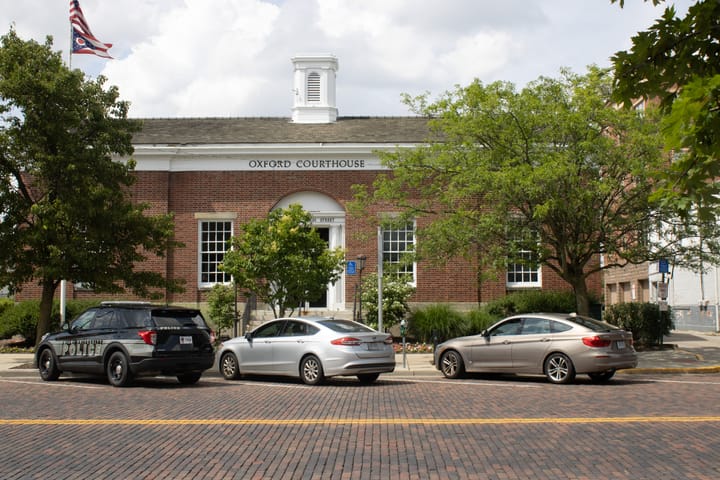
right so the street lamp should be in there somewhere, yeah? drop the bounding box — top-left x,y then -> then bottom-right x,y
356,254 -> 366,323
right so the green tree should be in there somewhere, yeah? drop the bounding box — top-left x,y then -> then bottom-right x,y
612,0 -> 720,221
354,67 -> 667,316
0,30 -> 182,344
221,204 -> 345,318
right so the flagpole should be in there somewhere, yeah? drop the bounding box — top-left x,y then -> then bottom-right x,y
68,22 -> 72,69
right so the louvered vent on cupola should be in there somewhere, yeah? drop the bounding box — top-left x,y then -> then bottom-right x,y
307,72 -> 321,103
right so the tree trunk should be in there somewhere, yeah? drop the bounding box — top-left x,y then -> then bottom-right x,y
34,279 -> 58,345
571,278 -> 591,317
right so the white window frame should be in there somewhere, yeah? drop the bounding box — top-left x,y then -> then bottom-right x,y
506,250 -> 541,288
382,220 -> 416,285
506,229 -> 541,288
198,218 -> 234,288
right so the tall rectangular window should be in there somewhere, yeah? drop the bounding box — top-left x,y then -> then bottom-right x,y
383,221 -> 415,283
506,229 -> 541,288
199,220 -> 233,286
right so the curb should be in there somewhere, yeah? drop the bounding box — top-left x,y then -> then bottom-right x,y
619,365 -> 720,375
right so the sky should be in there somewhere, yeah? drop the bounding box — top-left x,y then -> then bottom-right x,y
1,0 -> 694,119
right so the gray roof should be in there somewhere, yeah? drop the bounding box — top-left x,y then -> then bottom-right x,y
132,116 -> 432,145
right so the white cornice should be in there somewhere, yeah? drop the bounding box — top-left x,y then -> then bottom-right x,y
124,142 -> 421,172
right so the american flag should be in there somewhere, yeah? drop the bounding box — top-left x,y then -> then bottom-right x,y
69,0 -> 112,58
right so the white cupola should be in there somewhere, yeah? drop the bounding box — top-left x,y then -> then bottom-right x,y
291,54 -> 338,124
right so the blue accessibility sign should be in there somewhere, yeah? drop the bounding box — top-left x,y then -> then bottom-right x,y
347,261 -> 357,275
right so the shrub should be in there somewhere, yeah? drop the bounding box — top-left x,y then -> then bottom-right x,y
0,300 -> 40,344
603,302 -> 673,347
409,304 -> 468,343
207,284 -> 236,336
465,309 -> 498,335
0,298 -> 14,317
0,300 -> 101,346
360,273 -> 415,330
486,290 -> 578,317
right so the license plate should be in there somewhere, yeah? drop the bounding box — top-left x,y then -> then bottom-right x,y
367,343 -> 382,351
179,336 -> 193,345
616,340 -> 625,350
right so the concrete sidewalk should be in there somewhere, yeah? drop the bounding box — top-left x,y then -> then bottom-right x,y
3,331 -> 720,378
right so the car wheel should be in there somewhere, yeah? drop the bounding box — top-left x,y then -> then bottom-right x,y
220,352 -> 241,380
544,352 -> 575,384
588,369 -> 616,383
106,351 -> 133,387
357,373 -> 380,384
38,348 -> 60,381
300,355 -> 324,385
177,372 -> 202,385
439,350 -> 464,379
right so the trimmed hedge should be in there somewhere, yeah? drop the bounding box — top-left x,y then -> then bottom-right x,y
603,302 -> 673,347
485,290 -> 579,317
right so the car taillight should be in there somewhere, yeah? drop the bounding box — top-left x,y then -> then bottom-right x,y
331,337 -> 362,346
383,336 -> 393,345
582,336 -> 612,348
138,330 -> 157,345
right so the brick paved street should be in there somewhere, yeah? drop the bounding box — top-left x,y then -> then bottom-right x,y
1,374 -> 720,479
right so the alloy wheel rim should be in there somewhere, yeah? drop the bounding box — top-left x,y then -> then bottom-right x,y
442,353 -> 457,376
304,359 -> 319,381
548,356 -> 568,381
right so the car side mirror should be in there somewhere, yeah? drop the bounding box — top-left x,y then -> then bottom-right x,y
244,332 -> 253,342
481,330 -> 490,338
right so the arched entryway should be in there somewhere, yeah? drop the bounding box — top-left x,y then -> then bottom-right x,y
273,192 -> 345,313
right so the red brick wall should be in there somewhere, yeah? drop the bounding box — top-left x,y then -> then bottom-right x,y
16,168 -> 602,308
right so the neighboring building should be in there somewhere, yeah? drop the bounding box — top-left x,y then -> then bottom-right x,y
18,54 -> 599,319
604,96 -> 719,332
605,260 -> 720,332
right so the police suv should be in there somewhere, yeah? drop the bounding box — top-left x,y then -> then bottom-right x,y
35,302 -> 215,387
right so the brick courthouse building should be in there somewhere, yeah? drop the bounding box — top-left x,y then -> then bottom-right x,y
43,55 -> 598,318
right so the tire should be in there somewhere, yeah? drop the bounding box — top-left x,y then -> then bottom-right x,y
439,350 -> 464,379
300,355 -> 324,385
177,372 -> 202,385
220,352 -> 241,380
357,373 -> 380,384
106,351 -> 134,387
544,352 -> 575,384
38,348 -> 60,381
588,369 -> 616,383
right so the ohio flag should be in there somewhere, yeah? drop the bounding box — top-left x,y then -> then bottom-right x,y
69,0 -> 112,58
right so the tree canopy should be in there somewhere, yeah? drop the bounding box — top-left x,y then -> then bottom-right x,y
221,204 -> 346,318
353,67 -> 668,316
0,30 -> 182,343
612,0 -> 720,221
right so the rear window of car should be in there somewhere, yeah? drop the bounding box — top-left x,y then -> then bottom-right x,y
566,315 -> 619,332
150,310 -> 208,328
318,319 -> 376,333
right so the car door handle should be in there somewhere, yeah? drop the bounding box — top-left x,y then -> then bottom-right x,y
502,340 -> 511,345
540,338 -> 550,342
296,340 -> 304,344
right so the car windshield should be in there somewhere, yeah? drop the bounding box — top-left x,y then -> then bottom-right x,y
318,319 -> 376,333
567,315 -> 619,332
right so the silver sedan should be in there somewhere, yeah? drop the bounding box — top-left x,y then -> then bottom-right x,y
218,317 -> 395,385
434,313 -> 638,384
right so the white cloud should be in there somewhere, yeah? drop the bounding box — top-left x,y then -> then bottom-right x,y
0,0 -> 695,118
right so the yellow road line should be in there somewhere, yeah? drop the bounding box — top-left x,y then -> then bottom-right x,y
1,416 -> 720,426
